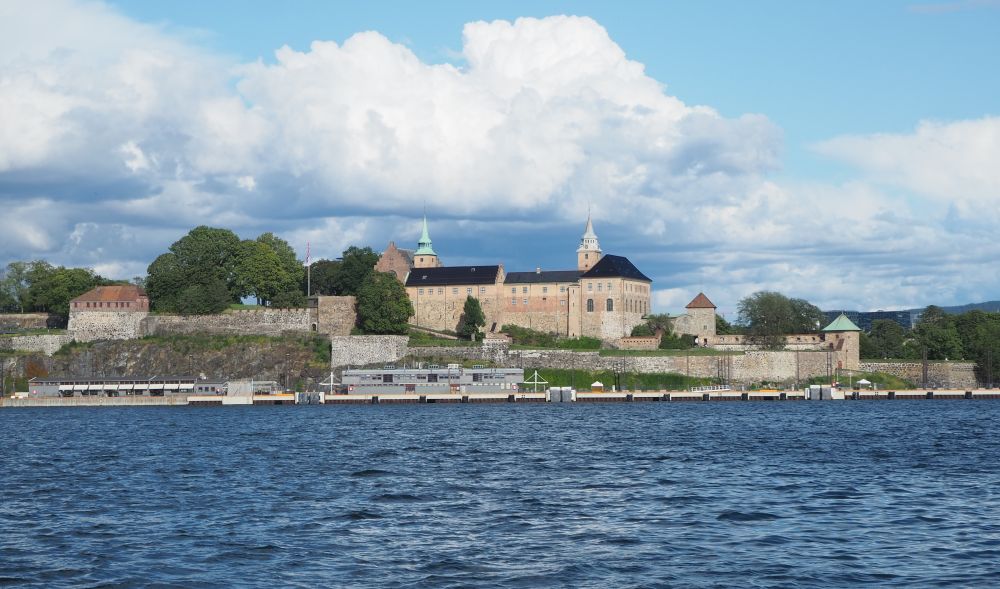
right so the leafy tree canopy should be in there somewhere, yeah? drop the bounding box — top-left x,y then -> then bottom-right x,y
737,291 -> 825,349
457,296 -> 486,340
332,246 -> 379,296
356,271 -> 413,334
306,259 -> 341,296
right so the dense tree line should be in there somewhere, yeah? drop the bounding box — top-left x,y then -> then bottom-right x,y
0,261 -> 117,321
737,291 -> 826,349
859,306 -> 1000,384
145,227 -> 306,314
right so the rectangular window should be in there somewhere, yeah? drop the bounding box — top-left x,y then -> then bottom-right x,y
560,300 -> 566,306
607,282 -> 612,290
438,288 -> 443,295
598,283 -> 602,291
512,287 -> 516,294
560,286 -> 566,293
419,289 -> 424,295
587,283 -> 592,291
452,288 -> 458,294
522,287 -> 528,293
467,288 -> 472,294
512,299 -> 517,305
542,287 -> 548,293
479,287 -> 486,294
523,298 -> 528,305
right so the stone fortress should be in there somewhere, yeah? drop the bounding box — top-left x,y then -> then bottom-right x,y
377,214 -> 653,341
0,215 -> 876,385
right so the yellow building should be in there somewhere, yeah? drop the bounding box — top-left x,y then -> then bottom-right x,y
384,214 -> 652,342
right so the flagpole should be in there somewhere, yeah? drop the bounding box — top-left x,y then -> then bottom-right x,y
306,242 -> 311,297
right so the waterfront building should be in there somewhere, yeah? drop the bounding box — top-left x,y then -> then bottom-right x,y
341,365 -> 523,394
28,376 -> 196,397
382,213 -> 652,341
69,285 -> 149,312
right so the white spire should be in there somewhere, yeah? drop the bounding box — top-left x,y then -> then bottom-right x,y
578,210 -> 601,253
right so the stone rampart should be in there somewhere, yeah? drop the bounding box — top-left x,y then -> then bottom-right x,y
312,296 -> 356,336
0,334 -> 74,355
143,308 -> 311,337
331,335 -> 410,369
860,361 -> 979,389
0,313 -> 61,330
68,311 -> 148,342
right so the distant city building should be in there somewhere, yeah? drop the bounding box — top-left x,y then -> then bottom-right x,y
821,309 -> 914,331
379,213 -> 652,341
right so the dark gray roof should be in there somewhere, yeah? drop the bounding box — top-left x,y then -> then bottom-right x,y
580,254 -> 651,282
405,265 -> 501,287
504,270 -> 582,284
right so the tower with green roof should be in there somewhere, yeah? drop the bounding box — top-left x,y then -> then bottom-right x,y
822,313 -> 862,371
413,215 -> 441,268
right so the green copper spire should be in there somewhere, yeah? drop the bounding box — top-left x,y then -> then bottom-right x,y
415,215 -> 436,256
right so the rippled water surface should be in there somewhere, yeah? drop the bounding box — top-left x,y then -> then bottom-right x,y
3,402 -> 1000,587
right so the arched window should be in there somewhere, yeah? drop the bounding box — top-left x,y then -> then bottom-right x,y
586,299 -> 594,312
606,298 -> 613,312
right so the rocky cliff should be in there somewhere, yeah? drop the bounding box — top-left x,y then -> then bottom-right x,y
11,334 -> 333,389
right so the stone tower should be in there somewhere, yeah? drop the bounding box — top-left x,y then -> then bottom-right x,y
413,215 -> 441,269
576,212 -> 602,272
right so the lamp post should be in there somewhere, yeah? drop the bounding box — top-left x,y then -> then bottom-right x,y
285,353 -> 291,392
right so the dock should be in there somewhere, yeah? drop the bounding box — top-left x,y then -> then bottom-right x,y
4,388 -> 1000,407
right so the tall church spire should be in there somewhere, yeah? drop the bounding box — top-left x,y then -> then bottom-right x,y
577,210 -> 602,272
415,214 -> 436,256
413,213 -> 440,268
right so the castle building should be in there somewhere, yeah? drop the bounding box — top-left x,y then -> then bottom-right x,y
385,214 -> 652,341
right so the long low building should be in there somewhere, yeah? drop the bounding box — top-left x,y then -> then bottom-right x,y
28,376 -> 197,397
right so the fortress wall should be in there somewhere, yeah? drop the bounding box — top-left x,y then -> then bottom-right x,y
331,335 -> 409,369
860,361 -> 979,389
0,313 -> 61,330
313,296 -> 356,336
143,308 -> 311,337
0,334 -> 74,355
69,311 -> 148,342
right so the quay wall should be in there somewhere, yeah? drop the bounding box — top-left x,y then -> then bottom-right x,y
860,361 -> 979,389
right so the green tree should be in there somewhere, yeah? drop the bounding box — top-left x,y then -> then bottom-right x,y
175,277 -> 232,315
1,261 -> 37,313
715,314 -> 740,335
356,271 -> 413,334
271,289 -> 307,309
145,253 -> 187,312
954,310 -> 1000,385
630,323 -> 654,337
906,305 -> 963,360
235,240 -> 288,305
332,246 -> 380,296
457,296 -> 486,340
306,259 -> 341,295
256,232 -> 304,291
26,266 -> 107,318
867,319 -> 907,359
737,291 -> 825,349
168,226 -> 243,298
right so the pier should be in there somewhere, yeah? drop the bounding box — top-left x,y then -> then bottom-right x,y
4,388 -> 1000,407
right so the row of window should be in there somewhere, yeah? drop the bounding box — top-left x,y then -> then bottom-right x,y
417,287 -> 487,296
75,301 -> 137,308
582,299 -> 649,313
511,299 -> 568,306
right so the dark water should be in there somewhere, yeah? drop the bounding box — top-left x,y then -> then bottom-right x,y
3,402 -> 1000,588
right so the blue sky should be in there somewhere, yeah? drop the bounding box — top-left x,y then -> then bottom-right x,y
2,0 -> 999,318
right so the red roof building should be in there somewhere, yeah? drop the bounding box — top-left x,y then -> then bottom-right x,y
70,285 -> 150,312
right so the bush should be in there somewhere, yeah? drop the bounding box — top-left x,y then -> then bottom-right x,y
502,324 -> 601,349
659,332 -> 695,350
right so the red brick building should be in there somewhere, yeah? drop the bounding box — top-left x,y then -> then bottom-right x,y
70,285 -> 150,312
